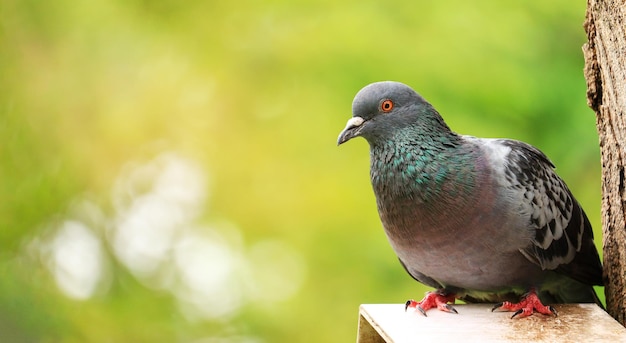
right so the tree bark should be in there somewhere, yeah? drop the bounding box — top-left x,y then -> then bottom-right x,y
583,0 -> 626,326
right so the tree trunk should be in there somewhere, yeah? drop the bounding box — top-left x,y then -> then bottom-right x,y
583,0 -> 626,326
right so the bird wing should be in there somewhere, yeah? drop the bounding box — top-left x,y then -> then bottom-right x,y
490,139 -> 602,286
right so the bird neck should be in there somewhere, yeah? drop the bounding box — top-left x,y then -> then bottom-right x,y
369,131 -> 476,204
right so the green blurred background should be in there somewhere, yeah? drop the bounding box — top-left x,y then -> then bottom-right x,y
1,0 -> 601,342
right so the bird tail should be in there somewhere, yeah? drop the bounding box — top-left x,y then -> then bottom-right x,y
589,286 -> 605,309
546,277 -> 604,307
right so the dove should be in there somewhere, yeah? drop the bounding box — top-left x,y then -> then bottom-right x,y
337,81 -> 603,318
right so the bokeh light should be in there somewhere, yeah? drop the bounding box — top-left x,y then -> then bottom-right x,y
1,0 -> 600,342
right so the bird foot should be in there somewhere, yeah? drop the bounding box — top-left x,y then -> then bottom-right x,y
405,291 -> 457,316
491,289 -> 558,319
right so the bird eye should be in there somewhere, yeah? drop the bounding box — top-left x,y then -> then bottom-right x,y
380,99 -> 394,113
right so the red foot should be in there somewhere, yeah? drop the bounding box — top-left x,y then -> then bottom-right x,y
491,289 -> 558,319
405,291 -> 457,316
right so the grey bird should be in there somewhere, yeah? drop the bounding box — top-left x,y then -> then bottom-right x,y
337,81 -> 603,318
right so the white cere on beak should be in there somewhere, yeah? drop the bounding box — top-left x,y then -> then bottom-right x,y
343,116 -> 364,130
337,116 -> 366,145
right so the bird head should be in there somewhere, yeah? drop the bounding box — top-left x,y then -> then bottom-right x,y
337,81 -> 451,146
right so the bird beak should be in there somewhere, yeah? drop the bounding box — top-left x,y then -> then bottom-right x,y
337,116 -> 365,145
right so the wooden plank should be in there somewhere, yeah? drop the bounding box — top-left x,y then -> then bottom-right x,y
357,304 -> 626,342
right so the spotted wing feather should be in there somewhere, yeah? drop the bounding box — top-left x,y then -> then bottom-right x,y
499,139 -> 602,286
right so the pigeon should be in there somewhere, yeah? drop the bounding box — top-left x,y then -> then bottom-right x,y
337,81 -> 603,318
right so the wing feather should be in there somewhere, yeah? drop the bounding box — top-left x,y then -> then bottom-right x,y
492,139 -> 602,286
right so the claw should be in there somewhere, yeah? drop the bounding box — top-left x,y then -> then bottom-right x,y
510,309 -> 526,319
404,291 -> 457,316
444,303 -> 458,314
405,300 -> 415,312
417,306 -> 428,317
406,299 -> 428,316
491,289 -> 557,318
491,302 -> 504,312
548,306 -> 558,317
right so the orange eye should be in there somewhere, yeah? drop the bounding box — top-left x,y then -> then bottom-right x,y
380,99 -> 394,113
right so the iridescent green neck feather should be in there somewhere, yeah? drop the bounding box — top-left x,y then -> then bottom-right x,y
369,127 -> 477,205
